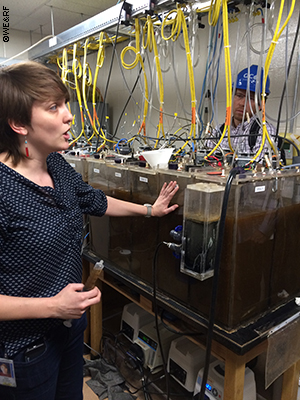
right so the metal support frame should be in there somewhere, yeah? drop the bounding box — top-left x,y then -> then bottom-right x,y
28,0 -> 172,61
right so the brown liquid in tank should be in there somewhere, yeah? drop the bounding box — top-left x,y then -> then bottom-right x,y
188,203 -> 300,328
89,180 -> 300,329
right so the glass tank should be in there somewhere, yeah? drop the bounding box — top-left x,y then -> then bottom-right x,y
87,163 -> 300,330
180,182 -> 225,280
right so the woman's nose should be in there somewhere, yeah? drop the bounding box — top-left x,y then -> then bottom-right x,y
64,105 -> 74,124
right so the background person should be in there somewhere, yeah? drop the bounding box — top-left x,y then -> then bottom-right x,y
212,64 -> 282,159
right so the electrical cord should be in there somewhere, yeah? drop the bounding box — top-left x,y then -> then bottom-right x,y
68,44 -> 89,146
160,309 -> 205,338
129,377 -> 189,398
275,9 -> 300,149
197,167 -> 240,400
143,14 -> 166,148
112,64 -> 144,139
84,342 -> 102,358
197,19 -> 222,135
95,2 -> 125,152
121,18 -> 150,139
161,4 -> 197,156
86,333 -> 157,399
206,0 -> 234,158
152,241 -> 170,400
144,371 -> 154,400
170,35 -> 190,120
85,337 -> 163,398
209,25 -> 223,128
115,46 -> 162,145
128,374 -> 165,395
103,330 -> 171,400
252,0 -> 296,164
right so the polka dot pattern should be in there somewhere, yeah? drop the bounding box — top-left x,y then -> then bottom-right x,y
0,152 -> 107,357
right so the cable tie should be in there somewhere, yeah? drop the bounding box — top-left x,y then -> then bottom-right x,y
262,121 -> 266,125
224,45 -> 231,48
271,40 -> 278,44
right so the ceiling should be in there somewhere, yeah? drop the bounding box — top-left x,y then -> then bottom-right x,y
8,0 -> 119,37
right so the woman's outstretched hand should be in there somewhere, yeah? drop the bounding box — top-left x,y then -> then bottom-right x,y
152,181 -> 179,217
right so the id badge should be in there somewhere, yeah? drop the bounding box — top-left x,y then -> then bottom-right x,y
0,358 -> 16,387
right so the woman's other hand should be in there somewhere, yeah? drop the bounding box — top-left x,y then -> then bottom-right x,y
51,283 -> 101,320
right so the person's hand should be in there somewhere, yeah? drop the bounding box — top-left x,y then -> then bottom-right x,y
152,181 -> 179,217
51,283 -> 101,320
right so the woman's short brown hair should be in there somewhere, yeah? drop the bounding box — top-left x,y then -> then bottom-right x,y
0,61 -> 70,165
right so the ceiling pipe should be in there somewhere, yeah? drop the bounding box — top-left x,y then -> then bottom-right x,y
50,6 -> 55,37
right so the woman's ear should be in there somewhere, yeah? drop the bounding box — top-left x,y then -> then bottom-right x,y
8,120 -> 28,136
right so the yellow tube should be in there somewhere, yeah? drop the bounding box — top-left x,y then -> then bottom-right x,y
143,15 -> 165,147
206,0 -> 234,158
161,4 -> 196,156
82,38 -> 94,142
120,18 -> 149,139
251,0 -> 296,163
69,43 -> 86,146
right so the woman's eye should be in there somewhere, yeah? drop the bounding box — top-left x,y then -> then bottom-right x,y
50,104 -> 57,111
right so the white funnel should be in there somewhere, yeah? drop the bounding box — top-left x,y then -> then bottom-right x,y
140,148 -> 174,169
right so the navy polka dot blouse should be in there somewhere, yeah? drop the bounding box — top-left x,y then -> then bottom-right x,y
0,152 -> 107,357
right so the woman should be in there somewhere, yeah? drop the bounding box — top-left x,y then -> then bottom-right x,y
0,61 -> 178,399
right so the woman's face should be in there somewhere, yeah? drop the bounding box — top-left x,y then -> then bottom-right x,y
25,99 -> 73,156
1,364 -> 8,374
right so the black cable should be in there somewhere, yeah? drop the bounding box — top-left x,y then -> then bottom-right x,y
197,168 -> 240,400
140,368 -> 152,400
100,329 -> 130,366
102,335 -> 118,364
95,2 -> 125,151
101,327 -> 190,398
128,375 -> 164,395
160,310 -> 205,337
87,328 -> 168,398
112,64 -> 144,139
144,371 -> 154,400
275,9 -> 300,147
152,241 -> 171,400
